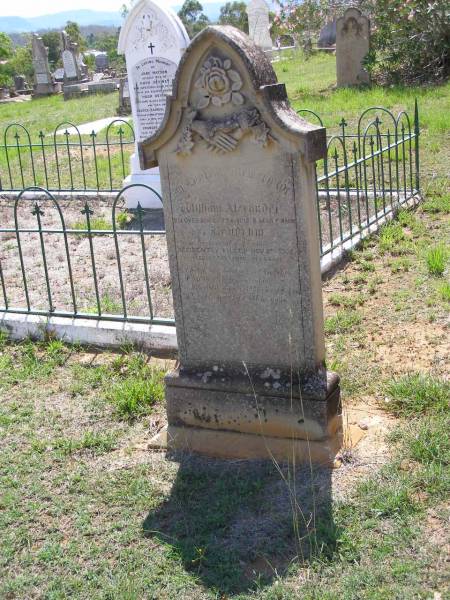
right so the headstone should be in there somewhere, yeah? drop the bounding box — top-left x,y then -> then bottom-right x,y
336,8 -> 370,87
118,77 -> 132,115
31,34 -> 54,96
95,52 -> 109,71
61,30 -> 83,83
246,0 -> 273,51
14,75 -> 27,92
318,20 -> 336,48
87,80 -> 117,94
53,68 -> 65,82
139,26 -> 342,464
118,0 -> 190,209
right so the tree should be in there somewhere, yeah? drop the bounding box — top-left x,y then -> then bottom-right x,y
360,0 -> 450,84
10,45 -> 33,80
218,2 -> 248,33
41,31 -> 61,69
0,32 -> 13,87
178,0 -> 209,38
274,0 -> 350,46
0,32 -> 13,60
65,20 -> 86,52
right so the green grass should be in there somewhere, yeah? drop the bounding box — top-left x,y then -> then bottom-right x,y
438,281 -> 450,302
425,245 -> 447,276
324,309 -> 362,334
385,374 -> 450,417
422,194 -> 450,214
0,93 -> 120,135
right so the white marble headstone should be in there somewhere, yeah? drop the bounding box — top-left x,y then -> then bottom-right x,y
118,0 -> 190,207
246,0 -> 273,51
118,0 -> 190,143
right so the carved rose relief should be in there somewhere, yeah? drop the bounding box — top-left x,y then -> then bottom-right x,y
177,55 -> 272,155
194,57 -> 244,109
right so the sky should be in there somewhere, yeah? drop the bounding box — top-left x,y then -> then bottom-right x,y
0,0 -> 220,18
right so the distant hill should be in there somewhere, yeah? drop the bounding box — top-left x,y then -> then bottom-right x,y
0,10 -> 122,33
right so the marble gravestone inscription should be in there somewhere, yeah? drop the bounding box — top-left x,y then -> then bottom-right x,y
140,26 -> 342,464
246,0 -> 273,51
117,0 -> 190,208
336,7 -> 370,87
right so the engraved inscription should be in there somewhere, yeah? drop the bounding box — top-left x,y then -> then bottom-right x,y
133,56 -> 177,141
167,154 -> 304,365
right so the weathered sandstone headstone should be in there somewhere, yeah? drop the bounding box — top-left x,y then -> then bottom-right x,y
140,26 -> 342,463
118,0 -> 190,208
336,7 -> 370,87
31,34 -> 54,96
246,0 -> 273,51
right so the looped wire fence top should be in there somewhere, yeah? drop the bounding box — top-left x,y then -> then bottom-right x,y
0,184 -> 173,325
1,119 -> 135,193
0,103 -> 420,325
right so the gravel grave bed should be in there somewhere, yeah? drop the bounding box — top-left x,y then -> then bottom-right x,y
0,195 -> 173,320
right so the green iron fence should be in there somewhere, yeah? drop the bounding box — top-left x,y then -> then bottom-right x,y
0,119 -> 135,192
0,104 -> 419,326
298,101 -> 420,261
0,184 -> 174,325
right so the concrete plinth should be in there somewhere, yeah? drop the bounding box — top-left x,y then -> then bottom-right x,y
122,153 -> 163,209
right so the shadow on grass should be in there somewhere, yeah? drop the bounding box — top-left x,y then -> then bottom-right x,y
143,453 -> 337,595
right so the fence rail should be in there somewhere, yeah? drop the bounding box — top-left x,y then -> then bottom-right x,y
0,103 -> 420,327
0,120 -> 135,193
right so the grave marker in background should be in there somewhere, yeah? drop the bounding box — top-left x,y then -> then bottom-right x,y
118,0 -> 190,208
336,8 -> 370,87
246,0 -> 273,51
318,20 -> 336,48
140,26 -> 342,463
61,30 -> 84,83
31,34 -> 55,96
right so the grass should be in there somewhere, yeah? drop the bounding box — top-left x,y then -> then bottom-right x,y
0,52 -> 449,599
0,204 -> 449,598
0,92 -> 119,134
324,308 -> 362,334
425,245 -> 447,276
384,374 -> 450,417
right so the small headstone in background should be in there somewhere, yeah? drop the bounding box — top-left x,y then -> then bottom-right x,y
14,75 -> 27,92
61,30 -> 84,83
118,77 -> 132,115
336,7 -> 370,87
31,34 -> 55,96
318,20 -> 336,48
246,0 -> 273,51
117,0 -> 190,208
140,25 -> 342,464
95,52 -> 109,72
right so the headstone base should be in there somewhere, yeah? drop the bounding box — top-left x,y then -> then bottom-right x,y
122,153 -> 162,208
159,368 -> 342,463
151,424 -> 343,464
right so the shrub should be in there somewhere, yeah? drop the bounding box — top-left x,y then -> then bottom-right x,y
361,0 -> 450,84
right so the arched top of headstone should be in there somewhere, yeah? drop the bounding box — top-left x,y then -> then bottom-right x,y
117,0 -> 190,55
247,0 -> 270,13
139,25 -> 326,168
337,7 -> 370,35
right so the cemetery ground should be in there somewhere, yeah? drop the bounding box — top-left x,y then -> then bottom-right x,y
0,50 -> 449,598
0,195 -> 449,598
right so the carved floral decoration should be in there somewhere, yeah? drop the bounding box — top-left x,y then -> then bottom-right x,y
194,57 -> 244,109
177,55 -> 272,155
